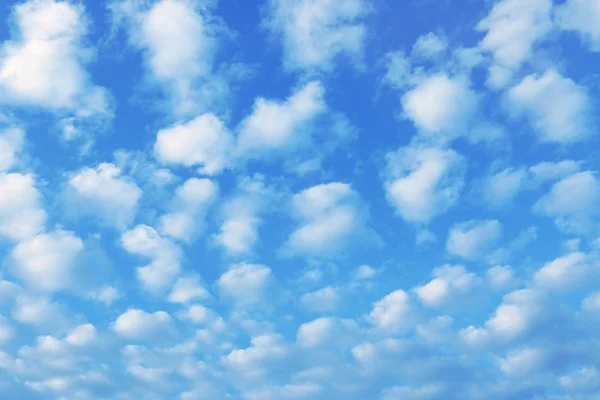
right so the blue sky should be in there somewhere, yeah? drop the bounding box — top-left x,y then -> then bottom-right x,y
0,0 -> 600,399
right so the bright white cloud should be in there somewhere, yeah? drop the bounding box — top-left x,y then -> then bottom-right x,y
217,263 -> 272,305
66,163 -> 142,230
534,252 -> 593,291
236,81 -> 326,158
555,0 -> 600,51
401,73 -> 479,138
384,145 -> 466,224
111,0 -> 229,116
158,177 -> 218,242
8,230 -> 84,292
477,0 -> 552,88
505,70 -> 594,143
533,171 -> 600,235
264,0 -> 370,72
446,220 -> 503,260
0,0 -> 110,113
484,289 -> 545,341
369,290 -> 414,333
112,308 -> 173,340
168,274 -> 210,304
281,182 -> 376,258
414,265 -> 478,308
411,32 -> 448,59
498,346 -> 545,376
0,173 -> 46,241
154,113 -> 234,175
121,224 -> 182,292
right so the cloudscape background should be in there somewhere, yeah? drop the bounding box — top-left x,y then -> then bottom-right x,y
0,0 -> 600,398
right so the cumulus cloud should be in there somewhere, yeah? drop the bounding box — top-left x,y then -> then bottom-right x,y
110,0 -> 233,116
482,167 -> 528,209
112,308 -> 174,340
505,70 -> 594,143
158,177 -> 218,242
168,274 -> 210,304
476,0 -> 552,88
369,290 -> 414,333
281,182 -> 377,258
264,0 -> 370,72
154,113 -> 234,175
414,265 -> 479,308
217,263 -> 273,306
446,220 -> 503,260
0,128 -> 24,172
533,171 -> 600,235
555,0 -> 600,52
534,252 -> 594,291
8,230 -> 84,292
411,32 -> 448,60
121,224 -> 182,292
213,176 -> 275,255
384,145 -> 466,224
65,163 -> 142,230
300,286 -> 341,313
0,0 -> 110,115
236,81 -> 326,159
0,173 -> 46,241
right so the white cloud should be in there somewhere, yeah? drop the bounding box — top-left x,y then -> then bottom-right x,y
498,346 -> 545,376
484,289 -> 545,341
0,315 -> 14,344
505,70 -> 594,143
446,220 -> 503,260
533,171 -> 600,235
414,265 -> 478,308
369,290 -> 414,333
300,286 -> 341,313
411,32 -> 448,60
236,81 -> 326,159
66,163 -> 142,230
486,265 -> 517,291
384,145 -> 466,224
214,176 -> 274,255
281,182 -> 376,258
112,308 -> 173,340
352,265 -> 378,281
264,0 -> 370,72
476,0 -> 552,88
0,128 -> 24,172
528,160 -> 581,186
482,167 -> 527,209
560,367 -> 600,393
111,0 -> 230,116
168,274 -> 210,304
0,0 -> 110,113
158,178 -> 217,242
555,0 -> 600,51
154,113 -> 234,175
582,291 -> 600,312
401,73 -> 478,138
296,318 -> 335,349
11,294 -> 73,332
534,252 -> 593,291
8,230 -> 84,292
121,224 -> 181,292
0,173 -> 46,241
217,263 -> 272,305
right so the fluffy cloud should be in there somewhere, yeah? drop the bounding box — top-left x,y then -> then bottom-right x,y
111,0 -> 231,116
281,182 -> 376,258
112,308 -> 173,340
505,70 -> 594,143
217,263 -> 273,305
482,167 -> 528,209
411,32 -> 448,60
264,0 -> 370,72
168,274 -> 210,304
533,171 -> 600,235
534,252 -> 594,291
555,0 -> 600,51
121,224 -> 182,292
0,0 -> 110,115
154,113 -> 234,175
446,220 -> 503,260
414,265 -> 478,308
369,290 -> 414,333
384,145 -> 466,224
158,178 -> 217,242
0,173 -> 46,241
300,286 -> 341,313
65,163 -> 142,230
213,176 -> 274,255
8,230 -> 84,292
476,0 -> 552,88
236,81 -> 326,159
527,160 -> 581,186
402,73 -> 479,139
